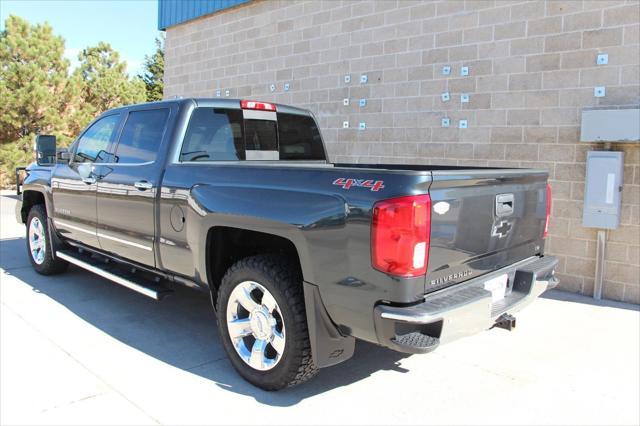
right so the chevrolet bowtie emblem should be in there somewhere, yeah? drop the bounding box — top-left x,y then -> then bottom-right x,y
492,220 -> 512,238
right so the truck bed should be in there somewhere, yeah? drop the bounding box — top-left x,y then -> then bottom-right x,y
335,163 -> 549,292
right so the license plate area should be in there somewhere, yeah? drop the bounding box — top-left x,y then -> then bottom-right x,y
484,274 -> 508,302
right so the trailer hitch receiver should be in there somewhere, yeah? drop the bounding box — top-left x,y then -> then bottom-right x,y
494,313 -> 516,331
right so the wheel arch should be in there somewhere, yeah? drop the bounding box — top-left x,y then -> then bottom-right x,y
205,226 -> 303,306
20,189 -> 47,223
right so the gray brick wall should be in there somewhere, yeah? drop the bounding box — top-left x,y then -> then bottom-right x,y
164,0 -> 640,304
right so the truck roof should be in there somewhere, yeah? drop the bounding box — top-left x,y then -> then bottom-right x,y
105,98 -> 313,117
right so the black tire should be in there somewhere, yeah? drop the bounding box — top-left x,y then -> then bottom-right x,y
216,254 -> 318,390
25,204 -> 68,275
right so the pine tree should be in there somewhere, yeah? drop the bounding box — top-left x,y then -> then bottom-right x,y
0,16 -> 148,187
0,15 -> 78,143
139,35 -> 164,101
0,15 -> 78,186
74,41 -> 147,116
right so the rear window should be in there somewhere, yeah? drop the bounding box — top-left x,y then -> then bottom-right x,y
277,113 -> 325,160
180,108 -> 326,162
245,119 -> 277,151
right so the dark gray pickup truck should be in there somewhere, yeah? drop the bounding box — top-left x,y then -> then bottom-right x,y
16,98 -> 557,390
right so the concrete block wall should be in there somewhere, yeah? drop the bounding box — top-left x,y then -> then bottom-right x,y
163,0 -> 640,303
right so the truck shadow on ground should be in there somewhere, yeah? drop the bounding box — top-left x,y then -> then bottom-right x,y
0,236 -> 411,406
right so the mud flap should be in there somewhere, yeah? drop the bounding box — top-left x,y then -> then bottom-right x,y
303,282 -> 355,368
47,217 -> 65,260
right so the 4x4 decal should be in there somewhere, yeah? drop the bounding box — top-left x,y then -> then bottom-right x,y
332,178 -> 385,192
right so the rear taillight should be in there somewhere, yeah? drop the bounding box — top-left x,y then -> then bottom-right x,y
240,100 -> 276,111
371,194 -> 431,278
543,184 -> 551,238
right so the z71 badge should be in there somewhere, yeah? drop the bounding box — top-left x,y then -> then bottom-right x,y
333,178 -> 385,192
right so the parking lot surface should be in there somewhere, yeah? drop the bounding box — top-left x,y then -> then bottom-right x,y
1,191 -> 639,425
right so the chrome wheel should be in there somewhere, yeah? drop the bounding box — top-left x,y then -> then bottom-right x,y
28,217 -> 46,265
226,281 -> 286,371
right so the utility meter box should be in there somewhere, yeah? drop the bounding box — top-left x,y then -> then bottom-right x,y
582,151 -> 624,229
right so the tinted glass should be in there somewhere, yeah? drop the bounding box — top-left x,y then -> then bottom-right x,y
245,119 -> 277,151
277,113 -> 326,160
180,108 -> 244,161
115,109 -> 169,164
74,114 -> 120,163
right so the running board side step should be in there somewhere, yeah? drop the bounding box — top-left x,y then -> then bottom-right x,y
56,250 -> 172,300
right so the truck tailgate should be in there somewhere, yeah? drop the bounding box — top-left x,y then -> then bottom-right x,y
426,169 -> 549,293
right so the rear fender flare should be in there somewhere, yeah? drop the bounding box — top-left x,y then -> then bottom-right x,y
188,183 -> 347,286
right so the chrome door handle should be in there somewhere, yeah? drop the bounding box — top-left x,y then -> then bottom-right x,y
82,177 -> 96,185
134,181 -> 153,190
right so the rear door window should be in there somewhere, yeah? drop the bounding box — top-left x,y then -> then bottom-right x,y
114,108 -> 170,164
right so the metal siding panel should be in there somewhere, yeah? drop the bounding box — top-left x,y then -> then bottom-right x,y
191,0 -> 198,21
173,0 -> 179,26
181,0 -> 189,25
158,0 -> 249,30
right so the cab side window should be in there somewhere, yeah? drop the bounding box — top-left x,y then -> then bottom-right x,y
180,108 -> 244,161
74,114 -> 120,163
114,109 -> 170,164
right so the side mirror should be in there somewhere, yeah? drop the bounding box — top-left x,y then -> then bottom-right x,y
96,149 -> 118,164
35,135 -> 57,166
57,148 -> 71,164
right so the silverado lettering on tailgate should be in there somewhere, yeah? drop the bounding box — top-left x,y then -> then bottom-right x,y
430,270 -> 473,287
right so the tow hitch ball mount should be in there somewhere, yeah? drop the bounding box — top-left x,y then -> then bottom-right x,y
494,313 -> 516,331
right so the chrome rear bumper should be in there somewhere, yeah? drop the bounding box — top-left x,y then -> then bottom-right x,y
374,256 -> 558,353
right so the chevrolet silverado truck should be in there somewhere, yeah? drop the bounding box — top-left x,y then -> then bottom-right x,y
16,98 -> 558,390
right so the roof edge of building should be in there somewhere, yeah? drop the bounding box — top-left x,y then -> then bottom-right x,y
158,0 -> 252,31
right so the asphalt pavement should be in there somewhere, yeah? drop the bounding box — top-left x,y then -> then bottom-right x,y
1,191 -> 638,425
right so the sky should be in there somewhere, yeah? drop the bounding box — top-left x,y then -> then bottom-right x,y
0,0 -> 162,76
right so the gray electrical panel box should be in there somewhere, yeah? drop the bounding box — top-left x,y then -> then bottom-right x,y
582,151 -> 624,229
580,107 -> 640,143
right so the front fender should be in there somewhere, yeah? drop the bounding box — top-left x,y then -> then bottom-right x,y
20,164 -> 54,221
188,184 -> 348,285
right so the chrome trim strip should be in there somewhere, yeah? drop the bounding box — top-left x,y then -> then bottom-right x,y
56,251 -> 160,300
245,150 -> 279,161
380,311 -> 442,324
242,110 -> 277,120
95,161 -> 154,166
54,219 -> 96,236
96,231 -> 153,251
54,219 -> 152,251
175,160 -> 331,167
